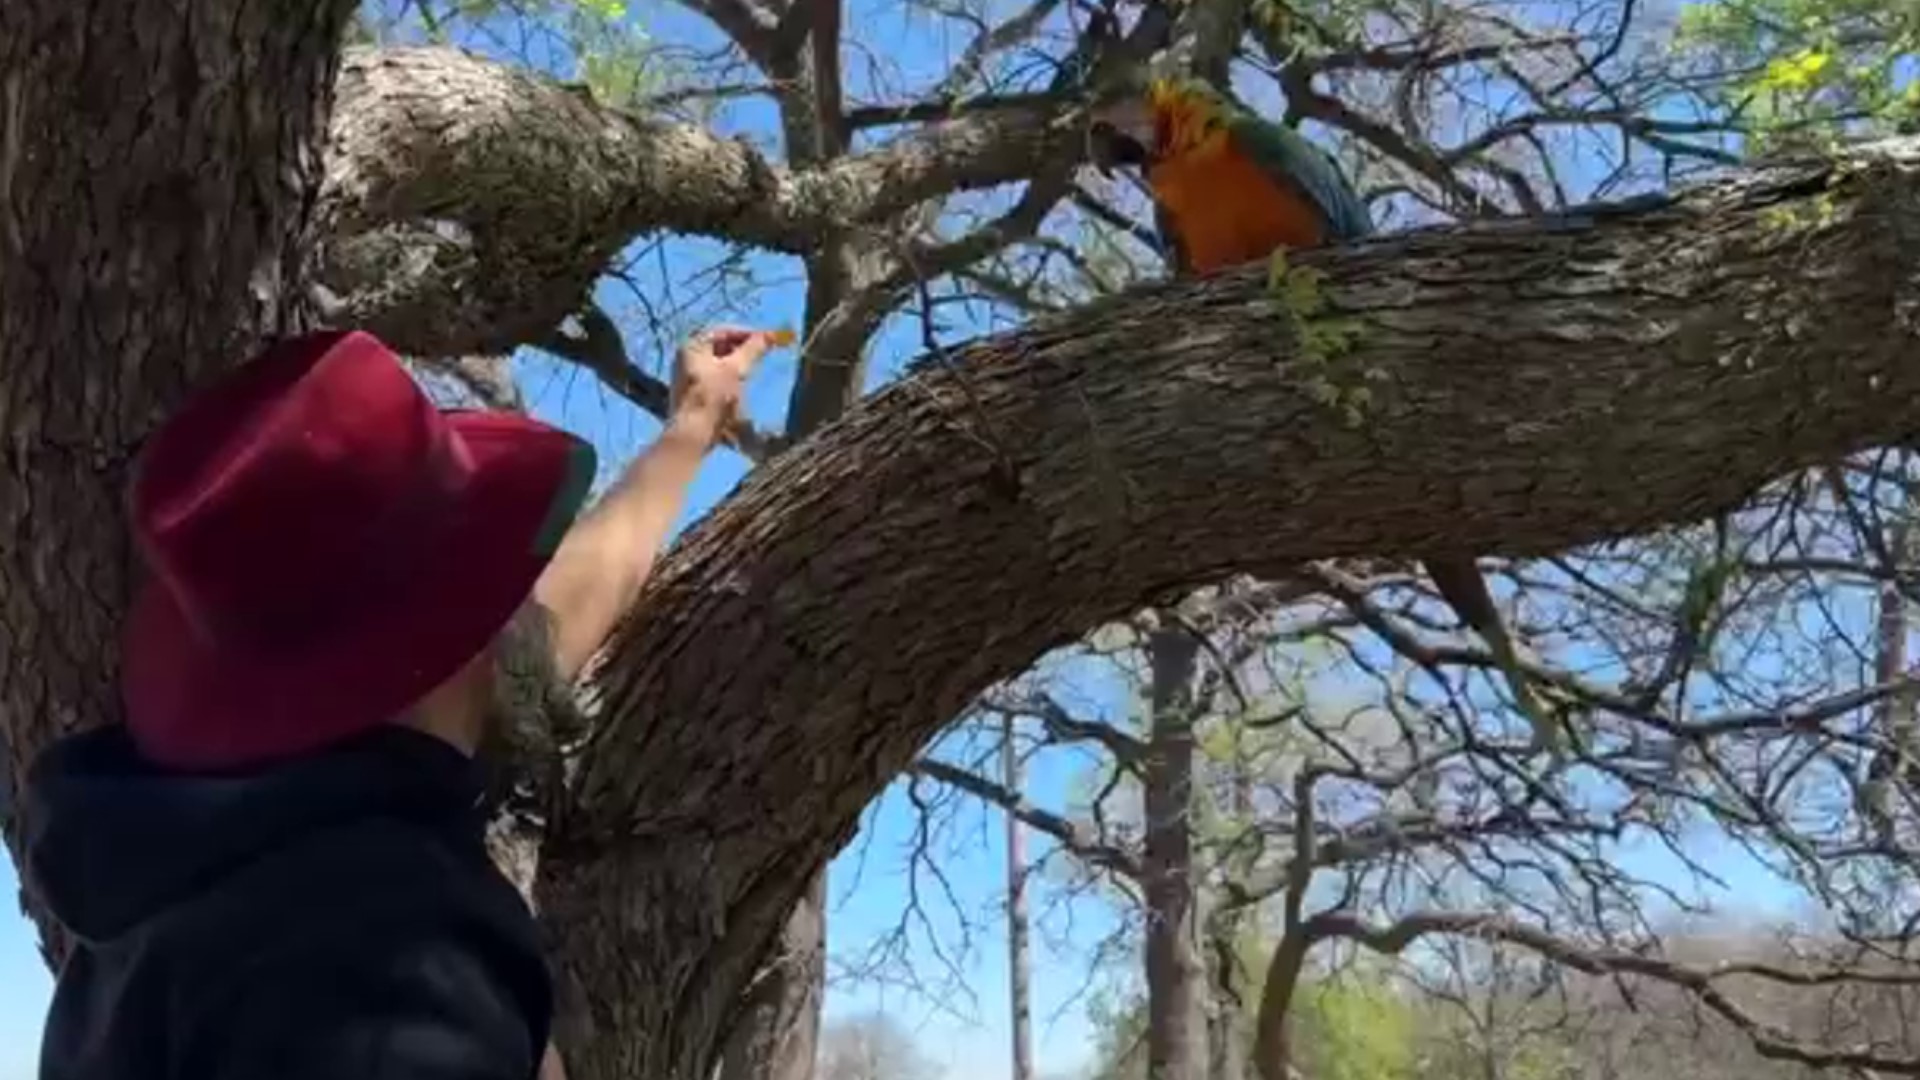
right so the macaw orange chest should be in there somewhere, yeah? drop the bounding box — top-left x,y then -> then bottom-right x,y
1147,138 -> 1327,273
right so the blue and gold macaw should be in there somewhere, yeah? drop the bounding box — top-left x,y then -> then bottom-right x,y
1093,78 -> 1559,752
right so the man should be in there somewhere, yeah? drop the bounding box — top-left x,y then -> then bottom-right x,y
20,324 -> 776,1079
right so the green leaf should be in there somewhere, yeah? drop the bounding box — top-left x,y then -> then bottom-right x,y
1677,0 -> 1919,147
1761,47 -> 1833,91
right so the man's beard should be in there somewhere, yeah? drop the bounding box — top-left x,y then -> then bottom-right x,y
475,602 -> 573,816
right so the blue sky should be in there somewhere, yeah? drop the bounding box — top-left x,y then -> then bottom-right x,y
0,0 -> 1848,1077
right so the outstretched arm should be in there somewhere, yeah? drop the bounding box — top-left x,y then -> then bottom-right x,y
533,327 -> 773,680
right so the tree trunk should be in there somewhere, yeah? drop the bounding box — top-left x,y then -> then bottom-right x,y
1004,715 -> 1036,1080
1864,514 -> 1915,844
716,870 -> 827,1080
319,46 -> 1073,360
1251,927 -> 1314,1080
1144,623 -> 1207,1080
1206,739 -> 1256,1080
0,0 -> 357,952
1205,912 -> 1250,1080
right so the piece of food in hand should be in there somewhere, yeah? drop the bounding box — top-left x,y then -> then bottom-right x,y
711,327 -> 795,358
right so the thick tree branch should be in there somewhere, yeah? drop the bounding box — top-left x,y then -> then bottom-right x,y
320,46 -> 1085,356
541,137 -> 1920,1078
537,147 -> 1920,1070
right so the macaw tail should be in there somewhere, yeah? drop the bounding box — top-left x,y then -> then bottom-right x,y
1424,555 -> 1562,755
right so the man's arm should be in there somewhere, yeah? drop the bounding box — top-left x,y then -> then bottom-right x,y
533,327 -> 772,679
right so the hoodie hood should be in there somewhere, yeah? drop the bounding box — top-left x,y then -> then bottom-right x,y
23,724 -> 481,945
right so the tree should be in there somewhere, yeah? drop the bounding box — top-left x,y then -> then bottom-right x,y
1082,957 -> 1424,1080
1679,0 -> 1920,146
816,1013 -> 938,1080
15,4 -> 1920,1080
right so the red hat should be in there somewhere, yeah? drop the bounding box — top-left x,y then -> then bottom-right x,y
122,331 -> 595,772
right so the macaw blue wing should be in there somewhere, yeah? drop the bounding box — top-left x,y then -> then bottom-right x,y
1225,113 -> 1374,242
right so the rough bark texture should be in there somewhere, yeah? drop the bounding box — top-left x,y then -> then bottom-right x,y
1206,911 -> 1251,1080
0,0 -> 356,954
1207,764 -> 1255,1080
1251,927 -> 1313,1080
1144,627 -> 1207,1080
539,139 -> 1920,1079
715,870 -> 826,1080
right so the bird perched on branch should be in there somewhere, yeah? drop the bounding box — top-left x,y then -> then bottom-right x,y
1090,78 -> 1562,754
1090,77 -> 1370,271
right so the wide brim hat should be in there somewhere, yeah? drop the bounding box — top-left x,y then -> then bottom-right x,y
122,331 -> 595,772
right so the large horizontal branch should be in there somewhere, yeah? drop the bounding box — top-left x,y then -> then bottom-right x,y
318,46 -> 1085,355
547,136 -> 1920,1050
580,137 -> 1920,838
526,132 -> 1920,1071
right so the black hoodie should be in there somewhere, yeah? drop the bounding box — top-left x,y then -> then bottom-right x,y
22,724 -> 552,1080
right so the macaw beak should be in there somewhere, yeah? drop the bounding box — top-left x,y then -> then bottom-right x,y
1088,97 -> 1155,176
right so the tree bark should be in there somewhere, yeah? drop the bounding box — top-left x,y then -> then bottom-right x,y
1865,517 -> 1914,842
1206,745 -> 1256,1080
1205,909 -> 1251,1080
1251,926 -> 1314,1080
716,870 -> 826,1080
0,0 -> 357,953
1144,624 -> 1206,1080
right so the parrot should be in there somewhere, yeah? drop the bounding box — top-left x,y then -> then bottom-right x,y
1090,78 -> 1563,754
1090,78 -> 1371,271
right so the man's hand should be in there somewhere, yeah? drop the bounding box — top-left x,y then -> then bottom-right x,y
534,326 -> 783,679
669,327 -> 775,445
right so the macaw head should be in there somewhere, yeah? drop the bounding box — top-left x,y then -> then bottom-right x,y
1089,78 -> 1229,172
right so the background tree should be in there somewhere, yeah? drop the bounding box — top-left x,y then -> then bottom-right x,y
816,1013 -> 940,1080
